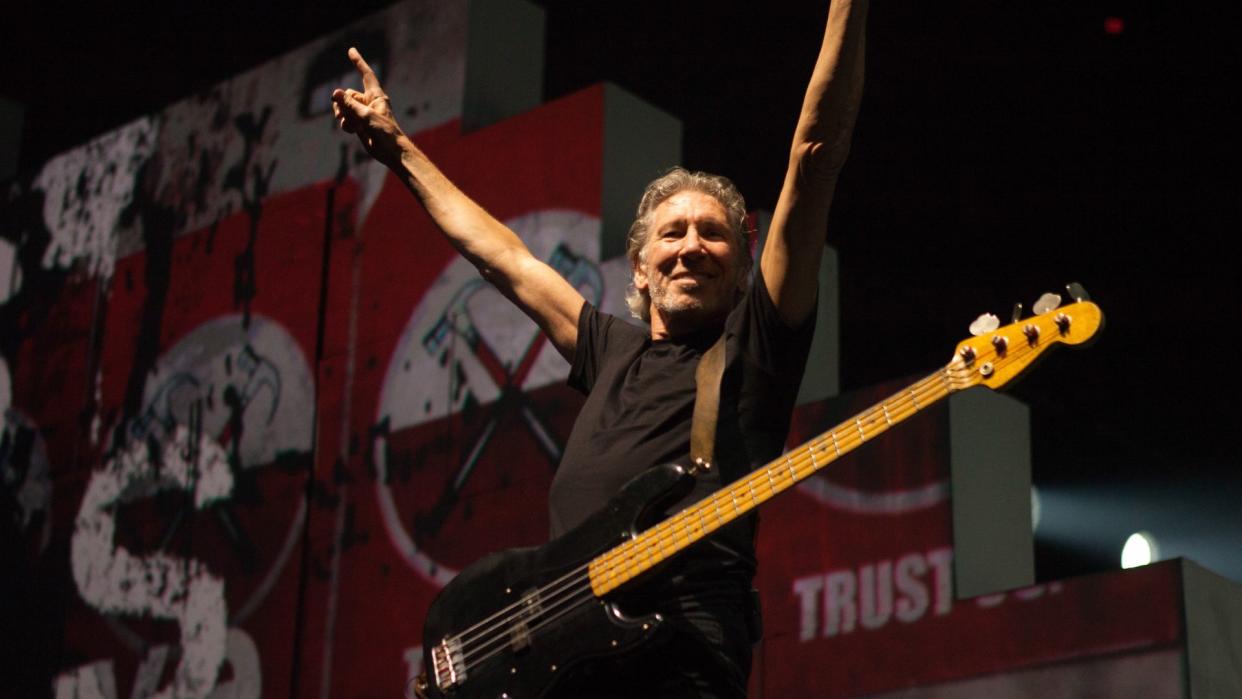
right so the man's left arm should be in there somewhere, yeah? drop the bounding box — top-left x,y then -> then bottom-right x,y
761,0 -> 868,327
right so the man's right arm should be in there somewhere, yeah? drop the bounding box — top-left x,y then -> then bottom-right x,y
333,48 -> 584,360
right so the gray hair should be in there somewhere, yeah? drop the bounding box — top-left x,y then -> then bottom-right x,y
624,167 -> 753,322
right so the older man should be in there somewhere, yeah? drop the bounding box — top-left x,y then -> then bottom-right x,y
334,2 -> 866,695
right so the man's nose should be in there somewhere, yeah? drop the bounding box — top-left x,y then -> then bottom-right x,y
681,228 -> 705,256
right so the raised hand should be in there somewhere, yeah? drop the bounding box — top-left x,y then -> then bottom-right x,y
332,47 -> 406,168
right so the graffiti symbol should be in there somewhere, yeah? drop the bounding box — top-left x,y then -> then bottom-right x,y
412,243 -> 604,539
373,210 -> 602,585
72,425 -> 234,699
67,314 -> 313,696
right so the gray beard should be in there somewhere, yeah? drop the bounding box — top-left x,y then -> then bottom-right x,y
649,281 -> 704,315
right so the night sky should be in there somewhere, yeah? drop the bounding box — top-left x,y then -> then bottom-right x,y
3,0 -> 1240,581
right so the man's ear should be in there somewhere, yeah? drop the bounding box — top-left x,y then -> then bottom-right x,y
632,262 -> 649,292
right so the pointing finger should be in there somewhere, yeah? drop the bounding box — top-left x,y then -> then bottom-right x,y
348,47 -> 382,95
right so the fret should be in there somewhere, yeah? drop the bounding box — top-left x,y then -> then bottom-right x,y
585,365 -> 1017,600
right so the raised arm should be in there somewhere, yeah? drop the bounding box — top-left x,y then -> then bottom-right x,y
760,0 -> 868,326
332,48 -> 584,359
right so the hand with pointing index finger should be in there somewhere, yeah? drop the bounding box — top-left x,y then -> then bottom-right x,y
332,47 -> 406,169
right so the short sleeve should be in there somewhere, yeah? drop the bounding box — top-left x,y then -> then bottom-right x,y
730,267 -> 818,377
569,303 -> 648,395
569,302 -> 603,394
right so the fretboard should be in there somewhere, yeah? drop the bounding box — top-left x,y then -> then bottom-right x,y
587,365 -> 959,596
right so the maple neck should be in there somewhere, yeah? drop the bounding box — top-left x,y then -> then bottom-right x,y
586,366 -> 958,597
585,297 -> 1102,597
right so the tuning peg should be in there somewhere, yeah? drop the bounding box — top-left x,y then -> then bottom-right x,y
1032,292 -> 1062,315
1010,302 -> 1023,324
1066,282 -> 1091,302
969,313 -> 1000,336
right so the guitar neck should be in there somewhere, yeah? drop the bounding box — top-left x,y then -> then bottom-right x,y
587,365 -> 959,596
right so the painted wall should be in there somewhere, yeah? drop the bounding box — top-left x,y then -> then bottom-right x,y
0,1 -> 1189,697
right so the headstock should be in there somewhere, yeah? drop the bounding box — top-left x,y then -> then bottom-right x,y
946,285 -> 1104,392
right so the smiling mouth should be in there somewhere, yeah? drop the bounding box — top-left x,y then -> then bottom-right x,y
671,271 -> 714,282
670,276 -> 709,290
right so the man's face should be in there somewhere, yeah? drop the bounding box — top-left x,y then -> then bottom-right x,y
634,190 -> 740,336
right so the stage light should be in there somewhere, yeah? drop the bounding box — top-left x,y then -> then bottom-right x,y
1121,531 -> 1159,569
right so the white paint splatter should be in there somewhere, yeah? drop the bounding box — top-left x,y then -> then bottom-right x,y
138,0 -> 469,249
0,235 -> 19,304
34,117 -> 156,279
206,629 -> 262,699
52,660 -> 117,699
71,426 -> 233,698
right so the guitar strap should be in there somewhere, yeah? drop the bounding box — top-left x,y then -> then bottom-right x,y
690,332 -> 766,644
689,332 -> 727,472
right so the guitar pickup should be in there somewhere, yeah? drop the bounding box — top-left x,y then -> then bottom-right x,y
509,590 -> 544,652
510,622 -> 532,651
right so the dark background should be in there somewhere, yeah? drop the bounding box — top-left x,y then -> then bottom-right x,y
3,0 -> 1239,581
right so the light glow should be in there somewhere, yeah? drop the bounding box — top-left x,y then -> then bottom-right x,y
1121,531 -> 1159,569
1030,486 -> 1042,532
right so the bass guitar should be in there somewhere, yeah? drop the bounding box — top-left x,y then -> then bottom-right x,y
416,290 -> 1103,698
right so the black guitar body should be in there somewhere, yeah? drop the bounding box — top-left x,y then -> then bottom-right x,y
420,462 -> 696,698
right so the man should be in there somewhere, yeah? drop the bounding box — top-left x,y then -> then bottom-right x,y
334,1 -> 866,695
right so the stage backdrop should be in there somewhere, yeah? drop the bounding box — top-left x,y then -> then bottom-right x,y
0,1 -> 1210,698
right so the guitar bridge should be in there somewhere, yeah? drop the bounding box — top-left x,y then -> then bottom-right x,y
430,637 -> 467,691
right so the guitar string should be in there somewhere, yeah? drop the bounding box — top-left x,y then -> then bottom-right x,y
590,323 -> 1072,591
590,365 -> 961,590
454,362 -> 966,670
572,322 -> 1069,631
448,323 -> 1073,675
459,580 -> 597,668
451,367 -> 955,671
450,561 -> 592,644
449,365 -> 959,667
461,583 -> 599,671
452,361 -> 966,668
456,357 -> 1007,673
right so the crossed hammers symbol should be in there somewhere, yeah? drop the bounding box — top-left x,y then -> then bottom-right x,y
414,244 -> 604,539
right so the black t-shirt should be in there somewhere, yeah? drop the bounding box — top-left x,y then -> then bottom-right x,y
549,269 -> 816,583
